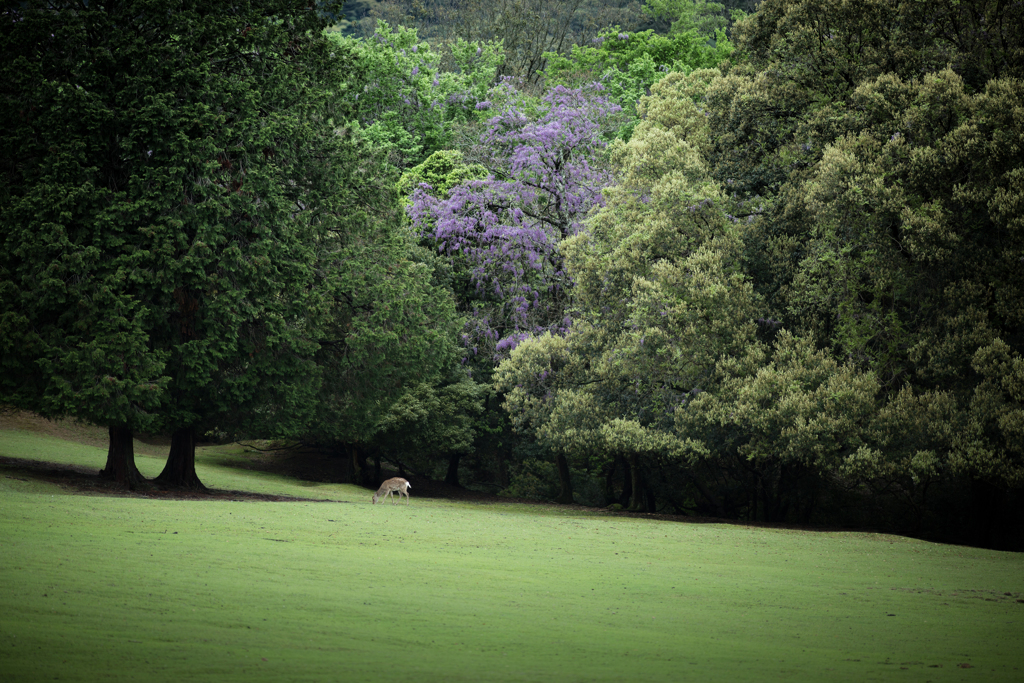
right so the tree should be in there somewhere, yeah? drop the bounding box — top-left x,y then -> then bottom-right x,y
644,0 -> 731,37
783,70 -> 1024,491
407,82 -> 621,368
374,0 -> 595,83
496,72 -> 760,510
295,191 -> 464,486
395,82 -> 620,495
682,0 -> 1024,541
369,376 -> 486,486
678,331 -> 879,521
2,0 -> 459,489
543,26 -> 735,140
330,20 -> 504,170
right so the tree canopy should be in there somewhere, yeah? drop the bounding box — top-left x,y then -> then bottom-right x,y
2,0 -> 1022,548
1,0 -> 458,488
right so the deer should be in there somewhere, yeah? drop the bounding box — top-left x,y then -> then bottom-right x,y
372,477 -> 411,505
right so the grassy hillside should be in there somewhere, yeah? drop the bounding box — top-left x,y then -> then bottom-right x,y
1,419 -> 1022,682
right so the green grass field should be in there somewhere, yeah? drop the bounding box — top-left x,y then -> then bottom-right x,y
1,422 -> 1022,682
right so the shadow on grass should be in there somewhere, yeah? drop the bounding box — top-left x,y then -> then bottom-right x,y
0,454 -> 347,503
0,409 -> 775,526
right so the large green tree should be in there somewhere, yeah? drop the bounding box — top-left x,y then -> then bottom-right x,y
495,73 -> 763,510
665,0 -> 1024,541
1,0 -> 459,489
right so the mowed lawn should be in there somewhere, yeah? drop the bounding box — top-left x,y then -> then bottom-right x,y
1,425 -> 1022,682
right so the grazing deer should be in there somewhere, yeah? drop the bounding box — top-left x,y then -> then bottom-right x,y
372,477 -> 411,505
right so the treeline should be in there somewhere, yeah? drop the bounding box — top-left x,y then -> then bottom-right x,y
331,0 -> 1024,550
2,0 -> 1022,549
336,0 -> 752,81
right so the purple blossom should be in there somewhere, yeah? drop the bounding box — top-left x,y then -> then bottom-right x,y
411,66 -> 419,76
408,83 -> 620,360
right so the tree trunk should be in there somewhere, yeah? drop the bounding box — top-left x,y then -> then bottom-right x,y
336,445 -> 354,483
554,453 -> 573,504
614,454 -> 630,507
603,458 -> 617,505
373,453 -> 381,485
627,454 -> 644,511
644,483 -> 657,513
351,445 -> 373,488
445,451 -> 462,487
497,450 -> 510,489
155,427 -> 205,490
99,425 -> 144,489
970,478 -> 1000,548
349,444 -> 361,484
691,471 -> 725,517
345,444 -> 371,486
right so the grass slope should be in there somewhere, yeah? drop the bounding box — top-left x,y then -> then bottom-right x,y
1,424 -> 1022,682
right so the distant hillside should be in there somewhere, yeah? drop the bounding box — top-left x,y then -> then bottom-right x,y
330,0 -> 754,82
334,1 -> 660,39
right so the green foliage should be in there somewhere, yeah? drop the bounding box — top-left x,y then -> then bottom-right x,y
680,330 -> 879,474
399,0 -> 592,84
543,26 -> 734,139
370,377 -> 486,474
500,0 -> 1024,531
396,149 -> 489,199
302,201 -> 463,446
331,21 -> 503,169
644,0 -> 732,37
0,1 -> 461,484
776,69 -> 1024,490
0,0 -> 351,484
498,456 -> 560,499
496,73 -> 759,507
656,0 -> 1024,525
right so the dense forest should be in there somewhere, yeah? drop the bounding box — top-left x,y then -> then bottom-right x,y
2,0 -> 1022,549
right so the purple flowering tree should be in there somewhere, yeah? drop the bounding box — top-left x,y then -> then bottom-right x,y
407,82 -> 621,365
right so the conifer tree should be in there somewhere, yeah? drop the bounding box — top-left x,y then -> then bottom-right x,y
1,0 -> 458,488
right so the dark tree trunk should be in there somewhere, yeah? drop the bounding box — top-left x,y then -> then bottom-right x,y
155,427 -> 205,490
970,478 -> 1000,548
554,453 -> 573,504
627,454 -> 644,511
352,445 -> 373,488
644,483 -> 657,513
349,445 -> 360,484
497,450 -> 510,489
691,471 -> 725,517
445,451 -> 462,487
617,453 -> 632,507
336,445 -> 354,483
99,425 -> 144,489
373,453 -> 381,485
603,458 -> 617,505
346,444 -> 370,487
